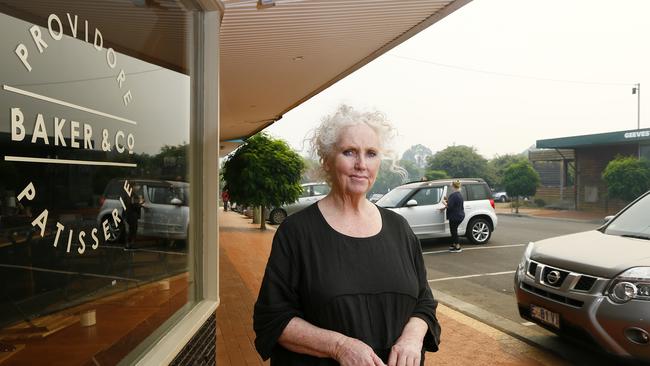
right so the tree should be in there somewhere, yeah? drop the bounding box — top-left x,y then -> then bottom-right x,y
401,144 -> 433,168
369,160 -> 406,196
502,161 -> 540,213
301,157 -> 321,183
221,133 -> 304,229
488,154 -> 527,190
602,156 -> 650,201
424,169 -> 449,180
397,159 -> 424,182
427,145 -> 488,179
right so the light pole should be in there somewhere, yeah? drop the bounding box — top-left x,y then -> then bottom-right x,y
633,83 -> 641,130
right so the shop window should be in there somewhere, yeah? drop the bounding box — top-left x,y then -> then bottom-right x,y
564,160 -> 575,186
0,0 -> 199,363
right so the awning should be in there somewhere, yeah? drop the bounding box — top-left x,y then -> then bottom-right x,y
219,0 -> 472,154
537,128 -> 650,149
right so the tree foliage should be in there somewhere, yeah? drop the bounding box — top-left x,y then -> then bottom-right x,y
369,160 -> 406,195
401,144 -> 433,168
424,169 -> 449,180
502,161 -> 540,213
221,134 -> 304,228
426,145 -> 488,179
602,156 -> 650,201
488,154 -> 527,190
397,159 -> 424,182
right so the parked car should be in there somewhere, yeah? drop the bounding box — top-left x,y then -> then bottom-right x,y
368,193 -> 384,203
266,182 -> 330,225
98,178 -> 189,244
375,178 -> 497,244
492,191 -> 509,202
514,191 -> 650,363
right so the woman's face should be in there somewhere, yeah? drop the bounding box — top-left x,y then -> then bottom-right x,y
325,124 -> 381,197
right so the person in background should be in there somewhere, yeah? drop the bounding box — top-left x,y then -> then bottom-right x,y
444,180 -> 465,253
221,188 -> 230,212
253,105 -> 440,366
125,184 -> 143,249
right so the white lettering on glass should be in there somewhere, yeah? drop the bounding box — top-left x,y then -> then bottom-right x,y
11,108 -> 25,141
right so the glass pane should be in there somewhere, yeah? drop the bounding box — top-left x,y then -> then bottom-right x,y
0,1 -> 197,363
312,184 -> 330,196
410,187 -> 442,206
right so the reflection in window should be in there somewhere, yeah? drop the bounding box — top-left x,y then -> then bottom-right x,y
0,1 -> 197,364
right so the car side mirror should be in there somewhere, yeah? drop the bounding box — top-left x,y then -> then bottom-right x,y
405,199 -> 418,207
170,198 -> 183,206
603,215 -> 614,224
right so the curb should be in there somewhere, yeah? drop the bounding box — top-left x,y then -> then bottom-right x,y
432,289 -> 618,365
496,212 -> 604,225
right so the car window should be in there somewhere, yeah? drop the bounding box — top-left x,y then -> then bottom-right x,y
467,184 -> 491,201
446,185 -> 468,200
376,188 -> 413,208
104,180 -> 124,199
299,186 -> 311,198
604,193 -> 650,238
410,187 -> 443,206
146,185 -> 175,205
312,184 -> 330,196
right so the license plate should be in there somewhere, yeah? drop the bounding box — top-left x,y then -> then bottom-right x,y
530,304 -> 560,329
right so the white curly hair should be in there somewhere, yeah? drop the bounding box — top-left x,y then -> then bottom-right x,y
308,104 -> 405,183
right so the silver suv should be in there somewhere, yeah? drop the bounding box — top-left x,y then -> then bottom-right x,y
97,178 -> 189,244
267,182 -> 330,225
515,191 -> 650,362
376,178 -> 497,244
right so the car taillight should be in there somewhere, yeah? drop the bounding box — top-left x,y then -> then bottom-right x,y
490,199 -> 495,209
99,195 -> 105,206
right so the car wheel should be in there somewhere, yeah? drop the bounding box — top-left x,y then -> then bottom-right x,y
467,217 -> 491,244
500,196 -> 507,203
103,215 -> 125,244
269,209 -> 287,225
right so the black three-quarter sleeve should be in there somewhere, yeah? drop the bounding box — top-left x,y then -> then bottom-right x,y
408,230 -> 442,352
253,223 -> 304,360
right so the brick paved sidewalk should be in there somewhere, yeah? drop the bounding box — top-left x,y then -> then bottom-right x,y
216,210 -> 569,366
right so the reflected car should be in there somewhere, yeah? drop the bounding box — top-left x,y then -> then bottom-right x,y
266,182 -> 330,225
492,191 -> 509,202
98,179 -> 189,244
515,191 -> 650,363
376,178 -> 497,244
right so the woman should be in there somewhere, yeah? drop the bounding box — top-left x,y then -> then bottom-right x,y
253,105 -> 440,366
444,180 -> 465,253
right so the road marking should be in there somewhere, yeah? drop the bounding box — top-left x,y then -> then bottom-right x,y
521,322 -> 536,326
422,243 -> 525,255
428,270 -> 516,283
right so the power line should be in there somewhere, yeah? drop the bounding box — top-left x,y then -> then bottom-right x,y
387,54 -> 633,87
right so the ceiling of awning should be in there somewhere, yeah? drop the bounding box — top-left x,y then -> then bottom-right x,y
219,0 -> 471,154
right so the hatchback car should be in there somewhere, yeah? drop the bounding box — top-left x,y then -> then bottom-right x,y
267,182 -> 330,225
98,178 -> 189,244
515,191 -> 650,362
375,178 -> 497,244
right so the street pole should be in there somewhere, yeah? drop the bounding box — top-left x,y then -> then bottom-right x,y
633,83 -> 641,158
633,83 -> 641,130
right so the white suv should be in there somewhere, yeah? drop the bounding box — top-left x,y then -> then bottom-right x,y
376,178 -> 497,244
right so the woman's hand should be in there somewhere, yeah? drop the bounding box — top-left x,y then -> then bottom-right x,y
387,336 -> 422,366
388,317 -> 427,366
333,336 -> 386,366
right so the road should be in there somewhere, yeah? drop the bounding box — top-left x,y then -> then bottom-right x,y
420,215 -> 613,364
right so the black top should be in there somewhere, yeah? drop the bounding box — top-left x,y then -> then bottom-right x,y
253,203 -> 441,365
446,191 -> 465,223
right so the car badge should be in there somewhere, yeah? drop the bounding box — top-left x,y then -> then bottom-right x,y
546,270 -> 561,285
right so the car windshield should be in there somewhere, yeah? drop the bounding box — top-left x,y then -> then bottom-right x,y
375,188 -> 412,208
604,193 -> 650,239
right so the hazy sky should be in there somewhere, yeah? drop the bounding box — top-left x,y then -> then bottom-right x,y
264,0 -> 650,160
